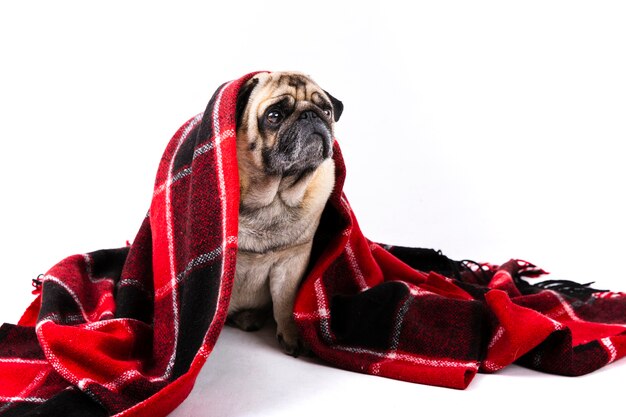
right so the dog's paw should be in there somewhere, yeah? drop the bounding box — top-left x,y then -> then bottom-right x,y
277,330 -> 308,358
226,308 -> 270,332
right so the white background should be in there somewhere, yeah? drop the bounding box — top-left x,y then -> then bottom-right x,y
1,1 -> 625,416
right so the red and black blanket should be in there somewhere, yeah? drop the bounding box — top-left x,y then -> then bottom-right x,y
1,72 -> 625,416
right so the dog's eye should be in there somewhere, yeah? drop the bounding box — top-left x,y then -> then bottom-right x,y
323,109 -> 332,118
266,110 -> 283,125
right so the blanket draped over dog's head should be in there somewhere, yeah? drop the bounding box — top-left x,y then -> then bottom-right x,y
1,72 -> 625,416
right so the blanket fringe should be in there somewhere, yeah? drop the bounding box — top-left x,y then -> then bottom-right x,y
31,274 -> 43,295
457,259 -> 608,301
531,279 -> 609,300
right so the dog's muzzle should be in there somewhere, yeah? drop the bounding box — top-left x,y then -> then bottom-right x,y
264,110 -> 333,176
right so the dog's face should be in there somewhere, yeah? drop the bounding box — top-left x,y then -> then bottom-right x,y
236,72 -> 343,177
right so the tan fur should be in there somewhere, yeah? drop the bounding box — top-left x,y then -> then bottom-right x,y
228,72 -> 336,355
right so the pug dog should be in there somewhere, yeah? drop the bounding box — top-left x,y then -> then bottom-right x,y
227,72 -> 343,356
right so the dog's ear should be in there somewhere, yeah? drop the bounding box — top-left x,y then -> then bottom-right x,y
323,89 -> 343,122
236,77 -> 259,128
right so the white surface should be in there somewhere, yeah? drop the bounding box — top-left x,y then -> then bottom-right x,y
1,1 -> 625,416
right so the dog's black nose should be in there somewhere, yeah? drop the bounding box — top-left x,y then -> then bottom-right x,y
299,110 -> 317,120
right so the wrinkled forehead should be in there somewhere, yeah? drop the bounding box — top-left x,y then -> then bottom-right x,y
252,72 -> 330,109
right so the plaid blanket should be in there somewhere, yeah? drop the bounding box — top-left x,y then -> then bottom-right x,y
1,72 -> 625,416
